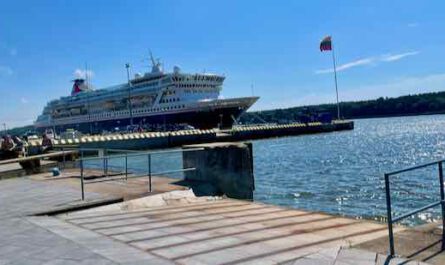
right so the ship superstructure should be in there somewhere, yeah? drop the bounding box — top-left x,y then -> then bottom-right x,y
35,54 -> 258,133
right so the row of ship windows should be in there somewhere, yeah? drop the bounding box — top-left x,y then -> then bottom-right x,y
133,105 -> 186,113
172,76 -> 222,82
132,82 -> 158,89
73,105 -> 188,119
160,98 -> 180,103
164,90 -> 176,95
184,89 -> 215,94
66,85 -> 160,104
58,107 -> 183,121
177,84 -> 215,88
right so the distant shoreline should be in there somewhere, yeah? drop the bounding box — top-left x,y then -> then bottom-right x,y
241,90 -> 445,124
344,111 -> 445,120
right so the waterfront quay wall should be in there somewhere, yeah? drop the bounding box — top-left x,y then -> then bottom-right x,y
25,121 -> 354,150
228,120 -> 353,141
58,130 -> 217,150
183,142 -> 255,200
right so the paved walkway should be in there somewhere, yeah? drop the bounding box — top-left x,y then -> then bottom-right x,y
0,177 -> 102,219
0,175 -> 432,264
0,176 -> 173,264
57,198 -> 427,265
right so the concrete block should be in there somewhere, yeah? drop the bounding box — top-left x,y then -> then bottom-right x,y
183,142 -> 254,200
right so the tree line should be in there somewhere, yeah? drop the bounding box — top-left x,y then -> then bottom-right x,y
239,90 -> 445,124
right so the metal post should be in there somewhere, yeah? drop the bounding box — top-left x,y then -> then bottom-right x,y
103,157 -> 106,177
384,173 -> 395,256
62,147 -> 66,169
80,159 -> 85,200
125,155 -> 128,181
148,154 -> 152,192
105,149 -> 108,177
439,162 -> 445,250
332,42 -> 341,120
126,63 -> 133,126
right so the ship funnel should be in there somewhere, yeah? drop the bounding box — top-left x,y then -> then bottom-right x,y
71,78 -> 92,96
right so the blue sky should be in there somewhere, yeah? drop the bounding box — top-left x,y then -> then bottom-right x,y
1,0 -> 445,127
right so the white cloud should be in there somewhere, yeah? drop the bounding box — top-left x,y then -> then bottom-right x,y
0,66 -> 13,76
380,51 -> 419,62
316,51 -> 419,74
74,69 -> 94,79
316,57 -> 375,74
20,97 -> 29,104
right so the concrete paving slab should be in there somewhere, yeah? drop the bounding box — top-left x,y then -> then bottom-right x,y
355,222 -> 445,265
58,197 -> 426,265
27,216 -> 174,265
0,174 -> 435,265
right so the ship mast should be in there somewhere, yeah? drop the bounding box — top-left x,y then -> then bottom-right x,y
149,50 -> 156,67
126,63 -> 133,126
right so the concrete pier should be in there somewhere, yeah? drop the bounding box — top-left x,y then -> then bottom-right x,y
24,121 -> 354,151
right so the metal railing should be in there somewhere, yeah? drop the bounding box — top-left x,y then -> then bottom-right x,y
77,147 -> 203,200
384,159 -> 445,256
0,149 -> 77,166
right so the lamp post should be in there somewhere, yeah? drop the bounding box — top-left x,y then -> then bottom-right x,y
126,63 -> 133,126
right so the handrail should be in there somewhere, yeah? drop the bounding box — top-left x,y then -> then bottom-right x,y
384,160 -> 445,257
392,201 -> 443,223
104,149 -> 145,153
0,150 -> 78,165
386,159 -> 445,176
150,167 -> 196,176
77,147 -> 204,162
85,167 -> 196,184
78,147 -> 201,201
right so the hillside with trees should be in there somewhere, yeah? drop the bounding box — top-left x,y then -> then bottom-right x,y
240,91 -> 445,124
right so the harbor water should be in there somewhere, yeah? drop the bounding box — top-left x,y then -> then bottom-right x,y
86,115 -> 445,226
254,115 -> 445,226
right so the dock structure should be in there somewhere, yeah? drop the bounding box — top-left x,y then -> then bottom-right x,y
25,121 -> 354,151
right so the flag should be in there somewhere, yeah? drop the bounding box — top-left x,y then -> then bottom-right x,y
320,36 -> 332,52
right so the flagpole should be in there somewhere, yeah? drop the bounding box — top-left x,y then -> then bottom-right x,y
331,44 -> 340,120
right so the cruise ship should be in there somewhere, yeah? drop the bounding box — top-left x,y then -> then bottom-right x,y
34,55 -> 258,134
